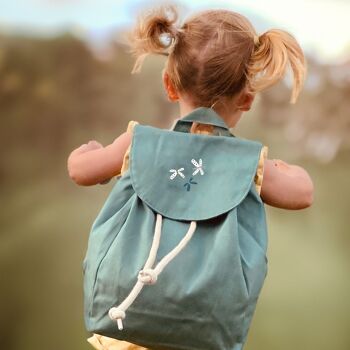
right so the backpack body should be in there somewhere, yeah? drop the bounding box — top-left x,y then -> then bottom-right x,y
83,107 -> 268,350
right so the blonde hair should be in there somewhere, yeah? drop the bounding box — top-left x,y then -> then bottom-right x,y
128,5 -> 306,105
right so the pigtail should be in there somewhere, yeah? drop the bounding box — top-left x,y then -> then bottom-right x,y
247,29 -> 307,103
128,5 -> 181,74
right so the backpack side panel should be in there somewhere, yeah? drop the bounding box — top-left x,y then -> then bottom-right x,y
83,171 -> 136,330
237,183 -> 268,344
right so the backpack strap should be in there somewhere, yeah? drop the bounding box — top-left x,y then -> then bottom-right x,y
109,214 -> 197,330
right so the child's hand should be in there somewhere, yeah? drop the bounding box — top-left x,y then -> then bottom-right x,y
67,132 -> 131,186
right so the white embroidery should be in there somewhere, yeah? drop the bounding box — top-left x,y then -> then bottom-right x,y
191,159 -> 204,176
169,168 -> 185,180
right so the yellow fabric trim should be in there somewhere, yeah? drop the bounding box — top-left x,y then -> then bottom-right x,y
88,334 -> 148,350
254,145 -> 268,195
120,121 -> 139,176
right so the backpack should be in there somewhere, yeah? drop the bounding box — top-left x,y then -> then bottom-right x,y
83,107 -> 269,350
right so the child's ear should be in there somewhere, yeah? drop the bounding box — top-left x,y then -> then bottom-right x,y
162,69 -> 179,102
237,92 -> 255,111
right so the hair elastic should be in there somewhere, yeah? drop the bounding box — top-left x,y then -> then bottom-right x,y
159,33 -> 174,48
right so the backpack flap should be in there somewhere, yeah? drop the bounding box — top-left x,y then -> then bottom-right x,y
130,125 -> 263,221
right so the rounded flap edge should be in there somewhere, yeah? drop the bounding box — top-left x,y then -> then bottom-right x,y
130,125 -> 263,221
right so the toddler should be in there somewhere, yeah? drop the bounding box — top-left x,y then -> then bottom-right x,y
68,5 -> 314,350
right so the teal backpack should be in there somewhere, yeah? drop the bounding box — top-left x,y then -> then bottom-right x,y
83,107 -> 268,350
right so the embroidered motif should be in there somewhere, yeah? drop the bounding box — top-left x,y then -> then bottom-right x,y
168,159 -> 204,189
184,177 -> 198,192
169,168 -> 185,180
191,159 -> 204,176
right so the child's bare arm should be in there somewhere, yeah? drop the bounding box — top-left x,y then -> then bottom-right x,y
260,159 -> 314,210
67,132 -> 132,186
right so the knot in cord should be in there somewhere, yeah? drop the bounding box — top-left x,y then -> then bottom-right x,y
108,308 -> 126,330
138,268 -> 158,285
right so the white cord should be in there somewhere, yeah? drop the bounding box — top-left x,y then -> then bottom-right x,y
108,214 -> 197,330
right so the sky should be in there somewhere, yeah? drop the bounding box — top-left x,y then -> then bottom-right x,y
0,0 -> 349,62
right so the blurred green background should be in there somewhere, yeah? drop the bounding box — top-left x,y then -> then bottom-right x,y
0,1 -> 349,349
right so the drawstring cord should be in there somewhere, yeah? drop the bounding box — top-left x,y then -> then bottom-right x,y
108,214 -> 197,330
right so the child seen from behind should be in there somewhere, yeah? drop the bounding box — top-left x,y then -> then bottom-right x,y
68,5 -> 314,350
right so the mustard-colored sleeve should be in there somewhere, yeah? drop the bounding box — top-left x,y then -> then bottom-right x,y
119,120 -> 139,176
254,145 -> 268,195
